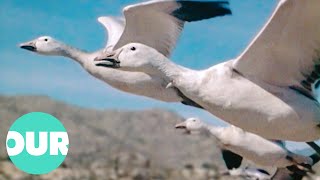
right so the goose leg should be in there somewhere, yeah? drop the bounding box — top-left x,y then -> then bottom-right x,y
181,100 -> 203,109
272,167 -> 304,180
309,153 -> 320,165
174,88 -> 204,109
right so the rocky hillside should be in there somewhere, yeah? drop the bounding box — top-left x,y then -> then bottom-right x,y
2,95 -> 320,179
0,95 -> 239,180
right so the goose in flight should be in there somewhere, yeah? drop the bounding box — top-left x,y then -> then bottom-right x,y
95,0 -> 320,143
175,118 -> 312,169
19,0 -> 231,108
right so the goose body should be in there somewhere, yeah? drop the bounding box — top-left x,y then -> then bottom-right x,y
20,0 -> 231,106
175,118 -> 312,168
174,61 -> 320,141
96,0 -> 320,142
96,43 -> 320,141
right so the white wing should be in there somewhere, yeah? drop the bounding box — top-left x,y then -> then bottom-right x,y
97,16 -> 125,49
233,0 -> 320,96
114,0 -> 231,57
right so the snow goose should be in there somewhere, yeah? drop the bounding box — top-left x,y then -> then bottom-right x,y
175,118 -> 312,169
20,0 -> 231,107
95,0 -> 320,143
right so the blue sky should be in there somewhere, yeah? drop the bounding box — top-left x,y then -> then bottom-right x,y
2,0 -> 315,151
0,1 -> 277,124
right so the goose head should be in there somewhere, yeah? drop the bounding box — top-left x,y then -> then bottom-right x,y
175,117 -> 204,134
20,36 -> 66,56
94,43 -> 164,74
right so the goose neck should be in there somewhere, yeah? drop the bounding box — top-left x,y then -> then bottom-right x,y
154,57 -> 191,81
206,125 -> 224,138
61,44 -> 90,65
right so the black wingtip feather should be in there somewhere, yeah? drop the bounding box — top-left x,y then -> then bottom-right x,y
257,169 -> 270,176
221,150 -> 243,170
172,1 -> 232,22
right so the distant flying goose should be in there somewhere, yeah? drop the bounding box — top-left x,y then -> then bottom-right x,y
20,0 -> 231,108
175,118 -> 312,169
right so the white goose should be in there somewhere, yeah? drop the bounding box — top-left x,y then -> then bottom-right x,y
175,118 -> 312,169
19,0 -> 231,107
95,0 -> 320,143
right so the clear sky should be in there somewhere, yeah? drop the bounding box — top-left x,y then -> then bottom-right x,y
0,1 -> 277,124
2,0 -> 315,151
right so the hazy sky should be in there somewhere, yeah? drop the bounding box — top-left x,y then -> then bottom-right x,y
0,0 -> 277,125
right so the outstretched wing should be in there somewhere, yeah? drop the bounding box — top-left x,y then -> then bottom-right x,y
233,0 -> 320,97
114,0 -> 231,57
97,16 -> 125,49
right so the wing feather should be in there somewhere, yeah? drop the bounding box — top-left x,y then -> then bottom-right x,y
114,0 -> 231,57
233,0 -> 320,95
97,16 -> 125,49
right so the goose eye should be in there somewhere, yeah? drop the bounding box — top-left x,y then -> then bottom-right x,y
44,38 -> 48,42
193,119 -> 196,122
131,47 -> 136,51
